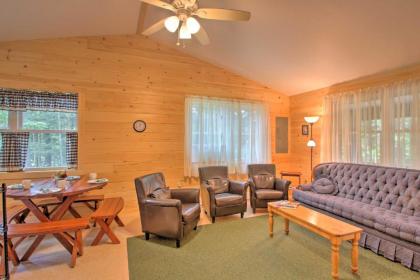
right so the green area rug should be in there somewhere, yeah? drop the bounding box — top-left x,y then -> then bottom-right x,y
127,216 -> 418,280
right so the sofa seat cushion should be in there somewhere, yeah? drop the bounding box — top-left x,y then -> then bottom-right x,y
214,193 -> 243,207
374,210 -> 420,244
256,189 -> 284,200
181,203 -> 200,223
293,189 -> 420,245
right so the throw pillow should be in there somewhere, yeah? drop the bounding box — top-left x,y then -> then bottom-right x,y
252,174 -> 275,189
312,177 -> 338,195
207,178 -> 229,194
150,188 -> 171,199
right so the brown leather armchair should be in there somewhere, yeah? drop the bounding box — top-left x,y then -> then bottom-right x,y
134,173 -> 200,248
248,164 -> 291,213
198,166 -> 248,223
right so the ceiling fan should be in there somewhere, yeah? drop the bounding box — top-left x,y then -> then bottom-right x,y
140,0 -> 251,46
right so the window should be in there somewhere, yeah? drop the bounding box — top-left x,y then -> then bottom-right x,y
0,110 -> 8,129
0,89 -> 78,171
185,96 -> 271,177
322,79 -> 420,169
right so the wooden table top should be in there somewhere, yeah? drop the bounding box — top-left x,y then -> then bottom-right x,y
268,203 -> 362,237
280,171 -> 302,176
7,177 -> 107,200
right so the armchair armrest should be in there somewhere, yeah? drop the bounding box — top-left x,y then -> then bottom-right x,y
170,188 -> 200,204
297,184 -> 312,191
248,179 -> 257,193
141,198 -> 182,239
275,178 -> 291,200
229,180 -> 248,196
143,198 -> 181,208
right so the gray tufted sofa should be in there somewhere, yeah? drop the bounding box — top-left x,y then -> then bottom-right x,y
293,162 -> 420,271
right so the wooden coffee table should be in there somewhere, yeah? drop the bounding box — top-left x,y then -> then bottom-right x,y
268,203 -> 363,279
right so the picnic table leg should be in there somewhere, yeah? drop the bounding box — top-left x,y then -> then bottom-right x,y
20,197 -> 78,257
92,217 -> 120,245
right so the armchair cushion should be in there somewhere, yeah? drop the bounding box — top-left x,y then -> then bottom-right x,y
256,189 -> 284,200
229,180 -> 248,195
252,174 -> 275,189
214,193 -> 243,207
312,177 -> 337,195
181,203 -> 201,223
170,188 -> 200,204
207,178 -> 229,194
150,188 -> 172,200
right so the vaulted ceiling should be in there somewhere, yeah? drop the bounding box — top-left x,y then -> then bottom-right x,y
1,0 -> 420,95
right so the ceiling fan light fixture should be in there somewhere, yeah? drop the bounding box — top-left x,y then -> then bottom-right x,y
179,22 -> 192,39
164,16 -> 180,33
186,17 -> 200,34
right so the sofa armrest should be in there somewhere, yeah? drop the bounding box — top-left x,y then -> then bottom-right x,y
298,184 -> 312,191
170,188 -> 200,204
229,180 -> 248,196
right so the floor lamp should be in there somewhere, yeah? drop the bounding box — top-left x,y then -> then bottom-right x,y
304,116 -> 320,181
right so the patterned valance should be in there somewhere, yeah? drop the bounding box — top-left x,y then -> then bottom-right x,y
0,88 -> 78,112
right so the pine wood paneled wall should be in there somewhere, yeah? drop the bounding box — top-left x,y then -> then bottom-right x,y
289,63 -> 420,183
0,35 -> 290,213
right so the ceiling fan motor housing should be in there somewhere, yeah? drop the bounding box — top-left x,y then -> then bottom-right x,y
172,0 -> 198,11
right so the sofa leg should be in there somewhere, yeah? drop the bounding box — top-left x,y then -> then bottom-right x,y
241,212 -> 244,218
176,240 -> 180,248
212,217 -> 215,223
194,226 -> 197,230
145,232 -> 149,240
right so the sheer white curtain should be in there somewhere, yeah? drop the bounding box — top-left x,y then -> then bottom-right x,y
184,96 -> 271,177
322,78 -> 420,169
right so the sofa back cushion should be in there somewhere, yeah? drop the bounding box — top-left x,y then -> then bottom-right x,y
313,163 -> 420,216
252,174 -> 275,189
207,178 -> 229,194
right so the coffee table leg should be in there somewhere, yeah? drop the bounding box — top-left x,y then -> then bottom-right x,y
268,210 -> 274,237
331,238 -> 341,279
284,218 -> 289,235
351,233 -> 360,273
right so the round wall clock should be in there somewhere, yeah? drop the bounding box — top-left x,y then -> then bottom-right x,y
133,120 -> 146,133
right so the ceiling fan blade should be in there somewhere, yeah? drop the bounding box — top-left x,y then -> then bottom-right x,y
193,8 -> 251,21
194,26 -> 210,45
142,18 -> 166,36
140,0 -> 176,12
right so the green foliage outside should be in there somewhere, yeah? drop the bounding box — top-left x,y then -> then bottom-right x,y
0,110 -> 7,129
23,110 -> 77,168
0,110 -> 77,169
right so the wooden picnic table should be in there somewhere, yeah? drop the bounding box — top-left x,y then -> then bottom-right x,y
6,177 -> 107,260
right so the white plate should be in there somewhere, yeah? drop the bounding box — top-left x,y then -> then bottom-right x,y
66,176 -> 81,181
32,187 -> 62,194
7,184 -> 32,190
88,178 -> 109,184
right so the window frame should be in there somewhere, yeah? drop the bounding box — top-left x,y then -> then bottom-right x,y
0,110 -> 78,171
